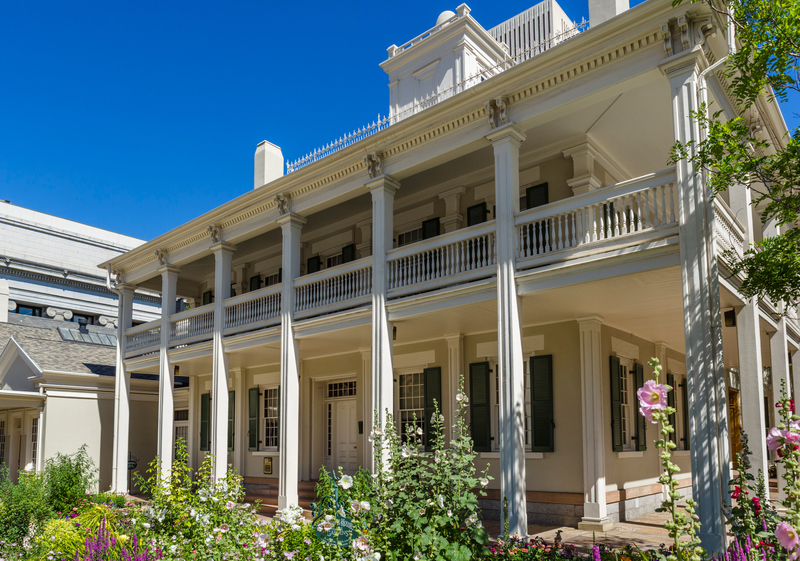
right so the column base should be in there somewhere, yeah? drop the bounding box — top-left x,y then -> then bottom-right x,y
578,518 -> 614,532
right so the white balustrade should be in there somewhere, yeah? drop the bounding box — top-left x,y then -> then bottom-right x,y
516,169 -> 678,263
169,304 -> 214,346
224,285 -> 282,335
295,258 -> 373,315
125,321 -> 160,357
713,198 -> 745,261
387,222 -> 497,296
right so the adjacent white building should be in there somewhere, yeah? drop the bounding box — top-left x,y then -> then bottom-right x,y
103,0 -> 796,552
0,202 -> 164,489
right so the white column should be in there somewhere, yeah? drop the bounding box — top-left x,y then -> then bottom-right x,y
278,213 -> 305,508
112,284 -> 135,492
487,124 -> 528,537
157,266 -> 179,475
368,176 -> 399,472
445,334 -> 464,442
210,243 -> 235,482
666,56 -> 729,552
35,406 -> 45,474
729,183 -> 769,479
577,317 -> 612,531
439,187 -> 465,233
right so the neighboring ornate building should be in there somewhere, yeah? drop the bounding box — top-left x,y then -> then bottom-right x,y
103,0 -> 796,552
0,202 -> 165,489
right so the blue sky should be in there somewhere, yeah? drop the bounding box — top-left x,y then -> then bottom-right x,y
1,0 -> 797,241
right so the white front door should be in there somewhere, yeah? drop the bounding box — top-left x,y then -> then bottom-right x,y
334,399 -> 358,475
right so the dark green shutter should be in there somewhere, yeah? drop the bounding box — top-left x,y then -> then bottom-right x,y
341,244 -> 356,263
634,363 -> 647,451
467,203 -> 487,226
202,290 -> 213,306
530,355 -> 554,452
307,256 -> 321,274
248,388 -> 260,451
249,274 -> 261,291
227,390 -> 235,451
666,373 -> 676,443
469,362 -> 492,452
200,392 -> 210,451
422,218 -> 440,239
610,356 -> 623,452
423,367 -> 442,451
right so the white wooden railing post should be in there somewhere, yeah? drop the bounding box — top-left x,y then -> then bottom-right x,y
111,284 -> 135,493
278,213 -> 306,509
210,243 -> 235,482
487,124 -> 528,537
157,265 -> 179,477
368,174 -> 400,472
665,55 -> 729,552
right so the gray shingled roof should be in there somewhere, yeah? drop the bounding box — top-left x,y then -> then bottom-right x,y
0,321 -> 188,386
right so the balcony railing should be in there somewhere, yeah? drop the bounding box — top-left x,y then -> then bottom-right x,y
295,257 -> 373,318
169,304 -> 214,346
224,284 -> 282,336
713,197 -> 746,263
515,169 -> 678,268
387,221 -> 497,298
125,320 -> 160,358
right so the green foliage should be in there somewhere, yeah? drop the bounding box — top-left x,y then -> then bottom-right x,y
43,444 -> 98,514
366,375 -> 493,561
0,466 -> 50,543
32,518 -> 85,561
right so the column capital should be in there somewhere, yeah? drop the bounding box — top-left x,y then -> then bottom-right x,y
577,316 -> 604,331
116,283 -> 137,295
210,242 -> 236,256
367,175 -> 400,196
438,186 -> 466,199
158,265 -> 181,277
659,49 -> 705,80
486,123 -> 526,146
444,333 -> 463,346
277,212 -> 307,230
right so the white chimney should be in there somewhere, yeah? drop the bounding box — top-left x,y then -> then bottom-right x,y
254,140 -> 284,189
589,0 -> 629,27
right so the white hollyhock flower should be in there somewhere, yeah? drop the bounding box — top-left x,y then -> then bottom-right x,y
339,474 -> 354,489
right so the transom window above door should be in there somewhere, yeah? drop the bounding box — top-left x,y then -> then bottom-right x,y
328,381 -> 357,398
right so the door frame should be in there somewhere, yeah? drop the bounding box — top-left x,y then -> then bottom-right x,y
319,377 -> 358,475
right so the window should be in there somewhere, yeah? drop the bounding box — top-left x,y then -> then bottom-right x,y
467,203 -> 488,226
14,305 -> 42,317
328,381 -> 357,398
31,417 -> 38,470
397,228 -> 422,247
326,403 -> 333,457
421,218 -> 440,240
263,387 -> 280,449
398,372 -> 425,441
174,409 -> 188,458
610,357 -> 646,452
486,362 -> 536,452
0,420 -> 5,465
326,254 -> 343,268
619,362 -> 634,450
264,270 -> 281,287
525,183 -> 549,210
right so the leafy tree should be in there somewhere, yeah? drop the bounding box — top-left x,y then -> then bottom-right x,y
671,0 -> 800,308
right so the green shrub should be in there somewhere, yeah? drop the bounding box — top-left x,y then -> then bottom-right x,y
0,466 -> 50,542
43,444 -> 97,514
89,491 -> 128,509
33,518 -> 85,561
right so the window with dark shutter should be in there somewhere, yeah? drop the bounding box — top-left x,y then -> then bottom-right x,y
227,390 -> 235,451
307,256 -> 321,274
634,363 -> 647,451
202,290 -> 213,306
341,244 -> 356,264
423,367 -> 442,451
200,393 -> 211,451
469,362 -> 492,452
467,203 -> 487,226
610,356 -> 623,452
249,274 -> 261,292
667,373 -> 676,443
526,183 -> 549,210
248,388 -> 260,450
530,355 -> 554,452
422,218 -> 440,240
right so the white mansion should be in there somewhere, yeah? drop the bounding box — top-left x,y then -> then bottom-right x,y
102,0 -> 796,551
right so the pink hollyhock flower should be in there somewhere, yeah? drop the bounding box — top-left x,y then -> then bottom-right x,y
776,522 -> 800,553
637,380 -> 668,424
767,427 -> 786,450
